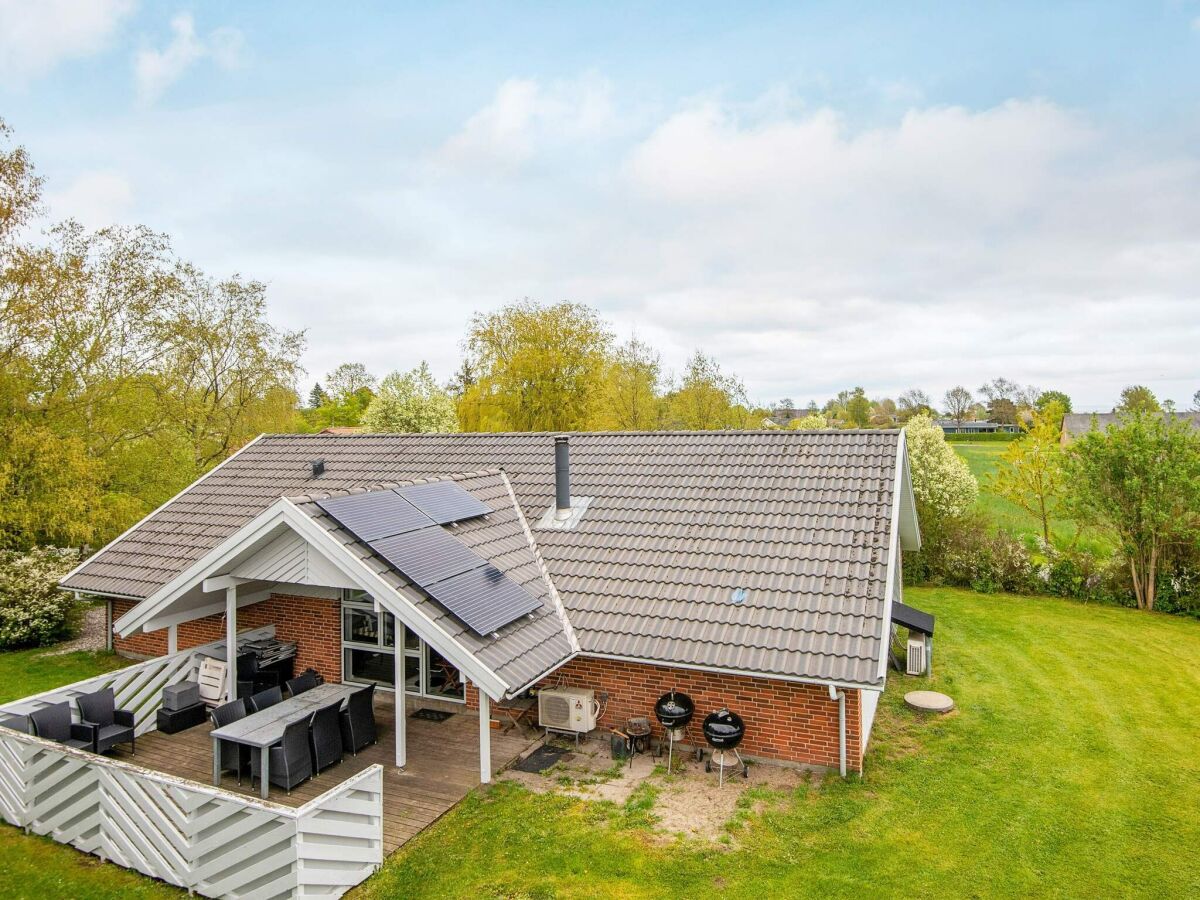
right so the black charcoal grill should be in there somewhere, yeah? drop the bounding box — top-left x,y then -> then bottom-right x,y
702,708 -> 748,785
653,691 -> 694,770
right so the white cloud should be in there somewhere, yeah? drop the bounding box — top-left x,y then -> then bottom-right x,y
0,0 -> 134,82
438,74 -> 616,170
46,170 -> 133,227
134,13 -> 244,104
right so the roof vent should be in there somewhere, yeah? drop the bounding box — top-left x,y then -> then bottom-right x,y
730,587 -> 748,605
554,435 -> 571,520
310,459 -> 325,478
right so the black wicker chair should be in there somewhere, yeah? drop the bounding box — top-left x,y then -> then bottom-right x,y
210,698 -> 250,784
285,670 -> 318,697
339,683 -> 377,755
29,702 -> 96,751
237,652 -> 282,694
0,714 -> 29,733
309,701 -> 344,774
251,717 -> 312,794
76,688 -> 136,754
247,685 -> 283,713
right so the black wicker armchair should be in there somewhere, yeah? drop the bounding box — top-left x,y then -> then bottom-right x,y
210,698 -> 251,784
251,717 -> 312,794
339,683 -> 377,755
309,701 -> 344,774
247,685 -> 283,713
29,702 -> 96,751
76,688 -> 136,754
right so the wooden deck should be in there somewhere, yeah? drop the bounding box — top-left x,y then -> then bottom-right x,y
116,691 -> 540,855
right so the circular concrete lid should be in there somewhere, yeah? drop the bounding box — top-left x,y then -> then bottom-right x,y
904,690 -> 955,713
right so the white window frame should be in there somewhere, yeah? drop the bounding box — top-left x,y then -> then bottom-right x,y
341,590 -> 464,703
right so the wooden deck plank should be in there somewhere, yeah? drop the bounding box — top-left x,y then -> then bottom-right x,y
113,691 -> 539,855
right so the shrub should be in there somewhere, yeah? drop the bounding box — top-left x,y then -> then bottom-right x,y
905,414 -> 978,521
943,432 -> 1019,443
0,547 -> 82,649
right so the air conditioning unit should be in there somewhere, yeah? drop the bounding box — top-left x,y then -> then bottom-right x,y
538,687 -> 599,734
906,633 -> 927,676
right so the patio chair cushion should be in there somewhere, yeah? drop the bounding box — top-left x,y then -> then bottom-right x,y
198,658 -> 227,707
76,688 -> 135,754
251,717 -> 312,792
0,715 -> 29,733
339,683 -> 377,754
29,702 -> 96,751
248,686 -> 283,713
309,701 -> 344,773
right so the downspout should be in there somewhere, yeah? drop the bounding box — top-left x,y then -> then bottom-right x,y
828,684 -> 846,777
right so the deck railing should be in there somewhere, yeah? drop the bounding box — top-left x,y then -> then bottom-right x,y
0,630 -> 384,898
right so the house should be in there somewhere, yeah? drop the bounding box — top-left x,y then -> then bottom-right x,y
934,418 -> 1019,435
0,429 -> 920,896
1060,411 -> 1200,445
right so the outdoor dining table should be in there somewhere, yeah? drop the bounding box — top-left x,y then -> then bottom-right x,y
210,682 -> 358,799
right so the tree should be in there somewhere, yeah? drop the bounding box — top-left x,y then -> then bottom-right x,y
601,337 -> 663,430
904,413 -> 979,520
987,397 -> 1018,425
664,351 -> 749,430
787,412 -> 828,430
463,299 -> 613,432
1116,385 -> 1160,415
870,397 -> 897,427
308,382 -> 329,409
1192,389 -> 1200,412
325,363 -> 376,404
0,118 -> 41,248
978,377 -> 1020,404
991,402 -> 1067,543
1036,390 -> 1072,415
362,362 -> 458,434
842,387 -> 871,428
943,386 -> 974,425
897,389 -> 933,422
1062,410 -> 1200,610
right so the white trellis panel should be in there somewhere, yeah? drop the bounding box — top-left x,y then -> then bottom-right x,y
295,766 -> 384,897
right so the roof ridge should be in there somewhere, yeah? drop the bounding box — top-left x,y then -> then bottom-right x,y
257,429 -> 902,438
286,468 -> 502,504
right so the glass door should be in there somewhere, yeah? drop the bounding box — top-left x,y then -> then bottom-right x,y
342,590 -> 464,702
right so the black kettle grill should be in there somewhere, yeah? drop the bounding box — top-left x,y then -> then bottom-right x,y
653,691 -> 695,770
702,708 -> 748,784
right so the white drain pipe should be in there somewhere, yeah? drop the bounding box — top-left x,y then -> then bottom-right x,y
828,684 -> 846,777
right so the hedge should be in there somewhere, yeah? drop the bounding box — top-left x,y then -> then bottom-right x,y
943,432 -> 1020,443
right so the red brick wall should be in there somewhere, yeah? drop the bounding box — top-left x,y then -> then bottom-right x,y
471,655 -> 863,772
111,592 -> 343,684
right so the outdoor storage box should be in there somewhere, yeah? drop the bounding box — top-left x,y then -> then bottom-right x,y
163,681 -> 201,711
156,703 -> 206,735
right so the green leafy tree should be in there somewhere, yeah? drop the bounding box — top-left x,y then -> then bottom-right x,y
1116,385 -> 1160,414
362,362 -> 458,433
787,412 -> 829,430
991,402 -> 1067,543
462,299 -> 613,432
664,351 -> 749,430
897,389 -> 933,422
1062,410 -> 1200,610
844,387 -> 871,428
601,336 -> 663,430
988,397 -> 1018,425
1036,390 -> 1072,414
904,413 -> 979,521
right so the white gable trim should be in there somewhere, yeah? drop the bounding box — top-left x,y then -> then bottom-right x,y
876,430 -> 909,683
114,498 -> 510,700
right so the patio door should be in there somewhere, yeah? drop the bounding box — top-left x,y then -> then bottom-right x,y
341,590 -> 465,702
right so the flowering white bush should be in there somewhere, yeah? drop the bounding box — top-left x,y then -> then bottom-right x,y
0,547 -> 82,649
904,413 -> 979,520
787,413 -> 829,430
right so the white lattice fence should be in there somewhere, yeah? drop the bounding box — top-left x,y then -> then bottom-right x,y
0,727 -> 382,898
295,766 -> 385,897
0,626 -> 276,734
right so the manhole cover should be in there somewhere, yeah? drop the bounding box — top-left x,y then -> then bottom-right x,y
904,690 -> 955,713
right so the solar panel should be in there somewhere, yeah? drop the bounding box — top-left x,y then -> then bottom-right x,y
316,489 -> 432,542
368,526 -> 485,587
398,481 -> 491,525
424,564 -> 542,636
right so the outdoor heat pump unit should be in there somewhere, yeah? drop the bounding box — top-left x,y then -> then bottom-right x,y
906,632 -> 928,676
538,686 -> 599,734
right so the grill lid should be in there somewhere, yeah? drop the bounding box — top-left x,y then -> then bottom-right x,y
654,691 -> 694,728
702,708 -> 745,749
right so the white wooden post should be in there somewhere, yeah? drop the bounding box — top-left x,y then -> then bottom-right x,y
478,686 -> 491,784
225,585 -> 237,702
394,650 -> 407,768
167,624 -> 178,656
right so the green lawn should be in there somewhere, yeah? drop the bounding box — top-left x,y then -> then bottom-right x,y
953,441 -> 1111,553
3,590 -> 1199,898
356,587 -> 1200,899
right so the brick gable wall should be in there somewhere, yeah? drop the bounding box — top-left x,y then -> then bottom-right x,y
110,593 -> 342,684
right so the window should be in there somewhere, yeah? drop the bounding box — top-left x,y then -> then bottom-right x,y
340,590 -> 464,702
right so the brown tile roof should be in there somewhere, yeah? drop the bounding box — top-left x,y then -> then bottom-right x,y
66,431 -> 906,687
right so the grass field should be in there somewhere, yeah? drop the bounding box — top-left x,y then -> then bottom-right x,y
952,441 -> 1111,553
3,588 -> 1198,898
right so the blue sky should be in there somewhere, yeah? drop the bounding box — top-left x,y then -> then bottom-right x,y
3,2 -> 1200,410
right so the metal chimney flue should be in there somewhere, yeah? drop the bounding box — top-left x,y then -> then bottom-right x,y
554,435 -> 571,520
